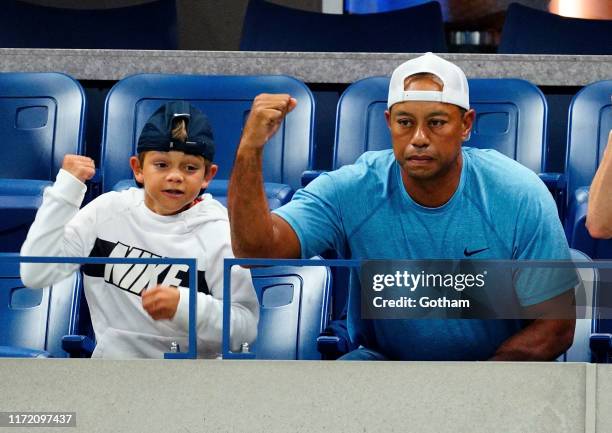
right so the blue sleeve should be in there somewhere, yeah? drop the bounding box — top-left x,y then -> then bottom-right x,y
513,182 -> 579,306
273,172 -> 347,259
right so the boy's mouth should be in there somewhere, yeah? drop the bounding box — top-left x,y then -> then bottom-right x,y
162,189 -> 184,197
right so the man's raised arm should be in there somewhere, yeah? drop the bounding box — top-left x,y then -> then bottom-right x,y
228,93 -> 301,259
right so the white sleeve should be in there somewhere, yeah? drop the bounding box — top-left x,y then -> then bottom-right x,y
20,169 -> 92,288
171,220 -> 259,353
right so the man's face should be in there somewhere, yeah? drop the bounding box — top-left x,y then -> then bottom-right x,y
130,150 -> 217,216
385,75 -> 474,182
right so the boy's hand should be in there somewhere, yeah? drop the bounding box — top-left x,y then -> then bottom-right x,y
239,93 -> 297,151
62,154 -> 96,183
141,286 -> 180,320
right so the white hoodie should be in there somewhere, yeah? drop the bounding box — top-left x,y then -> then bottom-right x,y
20,169 -> 259,359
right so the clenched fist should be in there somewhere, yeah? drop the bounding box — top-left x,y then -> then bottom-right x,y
239,94 -> 297,151
141,286 -> 180,320
62,154 -> 96,183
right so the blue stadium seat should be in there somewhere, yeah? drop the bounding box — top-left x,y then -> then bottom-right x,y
333,76 -> 548,173
0,0 -> 177,49
0,72 -> 86,252
240,0 -> 447,52
249,260 -> 332,359
0,258 -> 89,358
565,80 -> 612,258
101,74 -> 315,205
499,3 -> 612,55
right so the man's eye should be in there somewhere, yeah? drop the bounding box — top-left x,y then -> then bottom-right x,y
397,119 -> 412,127
430,119 -> 447,127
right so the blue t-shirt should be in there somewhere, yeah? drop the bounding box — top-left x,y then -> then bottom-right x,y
274,147 -> 575,360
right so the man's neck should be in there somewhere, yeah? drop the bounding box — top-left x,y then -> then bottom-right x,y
401,156 -> 463,208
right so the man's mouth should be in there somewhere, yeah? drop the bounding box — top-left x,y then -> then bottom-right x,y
407,155 -> 434,163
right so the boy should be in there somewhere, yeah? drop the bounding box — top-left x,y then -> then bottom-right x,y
20,101 -> 259,359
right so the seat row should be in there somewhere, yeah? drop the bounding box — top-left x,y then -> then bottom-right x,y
0,72 -> 611,362
2,1 -> 612,56
1,72 -> 611,259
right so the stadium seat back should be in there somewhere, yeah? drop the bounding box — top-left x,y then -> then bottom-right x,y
0,72 -> 85,251
0,0 -> 177,49
565,80 -> 612,258
250,261 -> 332,359
101,74 -> 314,195
240,0 -> 446,52
334,76 -> 547,173
499,3 -> 612,55
0,260 -> 81,358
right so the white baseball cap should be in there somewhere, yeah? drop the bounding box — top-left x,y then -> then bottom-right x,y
387,52 -> 470,110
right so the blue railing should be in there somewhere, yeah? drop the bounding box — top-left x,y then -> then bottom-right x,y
4,255 -> 197,359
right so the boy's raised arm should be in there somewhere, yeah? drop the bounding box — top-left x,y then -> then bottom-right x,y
20,155 -> 95,288
228,94 -> 301,259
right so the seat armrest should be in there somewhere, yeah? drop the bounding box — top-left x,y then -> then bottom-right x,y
590,333 -> 612,363
566,187 -> 591,249
317,335 -> 344,360
62,334 -> 96,358
301,170 -> 326,187
538,172 -> 565,220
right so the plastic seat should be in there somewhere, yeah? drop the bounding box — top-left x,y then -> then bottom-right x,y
499,3 -> 612,55
0,0 -> 177,49
0,258 -> 89,358
333,76 -> 548,172
0,72 -> 86,252
564,80 -> 612,258
249,260 -> 332,359
101,74 -> 315,205
240,0 -> 446,52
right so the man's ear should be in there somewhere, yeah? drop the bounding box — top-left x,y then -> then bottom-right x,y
202,164 -> 218,189
385,109 -> 391,129
462,109 -> 476,141
129,156 -> 144,184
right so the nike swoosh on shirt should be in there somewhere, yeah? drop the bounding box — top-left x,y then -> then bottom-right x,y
463,247 -> 490,257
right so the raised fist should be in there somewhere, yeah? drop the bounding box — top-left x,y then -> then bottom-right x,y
62,154 -> 96,183
239,93 -> 297,150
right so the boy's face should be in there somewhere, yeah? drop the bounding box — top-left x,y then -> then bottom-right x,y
130,150 -> 217,216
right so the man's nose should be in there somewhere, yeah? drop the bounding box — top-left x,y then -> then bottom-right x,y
411,123 -> 429,148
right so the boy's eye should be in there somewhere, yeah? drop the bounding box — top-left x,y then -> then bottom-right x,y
153,162 -> 168,168
186,165 -> 200,172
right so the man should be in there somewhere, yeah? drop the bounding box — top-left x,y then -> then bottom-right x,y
586,130 -> 612,239
229,52 -> 576,361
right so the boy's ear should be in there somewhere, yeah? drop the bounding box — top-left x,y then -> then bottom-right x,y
129,156 -> 144,184
202,164 -> 218,188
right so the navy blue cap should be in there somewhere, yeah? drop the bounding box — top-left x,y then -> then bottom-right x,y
137,101 -> 215,161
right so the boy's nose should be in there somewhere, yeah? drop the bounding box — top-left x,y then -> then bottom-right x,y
166,169 -> 183,182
